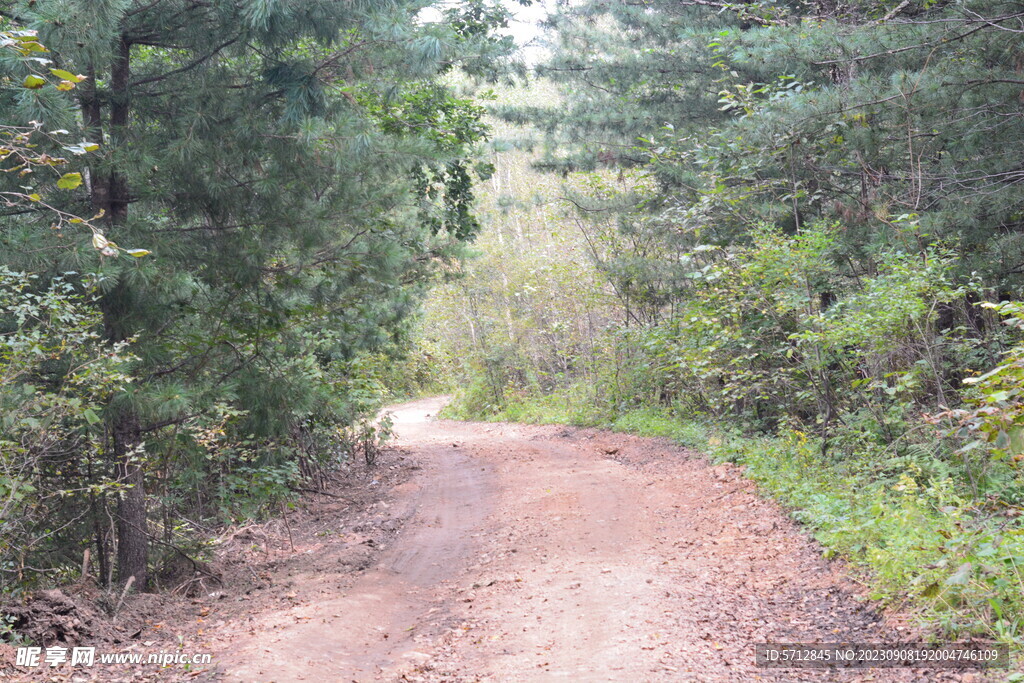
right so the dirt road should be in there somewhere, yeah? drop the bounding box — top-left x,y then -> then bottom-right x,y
209,398 -> 974,682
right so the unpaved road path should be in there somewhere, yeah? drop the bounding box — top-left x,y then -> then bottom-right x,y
210,398 -> 977,682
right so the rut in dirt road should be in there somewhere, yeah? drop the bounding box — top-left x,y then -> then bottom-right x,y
211,398 -> 973,682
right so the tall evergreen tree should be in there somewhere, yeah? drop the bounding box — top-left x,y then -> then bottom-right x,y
511,0 -> 1024,436
515,1 -> 747,172
0,0 -> 517,588
532,0 -> 1024,277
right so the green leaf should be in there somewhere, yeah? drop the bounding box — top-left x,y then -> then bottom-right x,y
57,172 -> 82,189
23,74 -> 46,89
944,562 -> 972,586
27,193 -> 40,202
83,408 -> 100,425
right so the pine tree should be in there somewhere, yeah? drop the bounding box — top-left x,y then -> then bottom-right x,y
1,0 -> 517,589
532,0 -> 1024,279
513,0 -> 1024,435
514,1 -> 747,172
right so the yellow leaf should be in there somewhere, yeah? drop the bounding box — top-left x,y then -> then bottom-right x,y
49,68 -> 84,83
57,172 -> 82,189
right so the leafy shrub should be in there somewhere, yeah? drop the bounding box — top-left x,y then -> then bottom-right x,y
0,269 -> 133,594
931,301 -> 1024,496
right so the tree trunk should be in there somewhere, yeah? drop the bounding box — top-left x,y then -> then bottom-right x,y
108,36 -> 131,223
79,65 -> 108,213
88,459 -> 111,587
101,35 -> 146,590
113,412 -> 148,590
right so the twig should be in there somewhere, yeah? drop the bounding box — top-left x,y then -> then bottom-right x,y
80,548 -> 90,583
113,576 -> 134,621
882,0 -> 911,21
280,501 -> 296,553
170,574 -> 208,597
122,517 -> 221,582
288,486 -> 353,501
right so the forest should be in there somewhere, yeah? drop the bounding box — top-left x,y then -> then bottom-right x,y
2,0 -> 1024,675
423,0 -> 1024,652
0,0 -> 522,596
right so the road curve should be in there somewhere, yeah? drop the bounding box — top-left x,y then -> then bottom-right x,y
213,397 -> 971,682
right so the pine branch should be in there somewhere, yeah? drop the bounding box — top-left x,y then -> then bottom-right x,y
813,22 -> 990,65
882,0 -> 912,21
130,36 -> 242,88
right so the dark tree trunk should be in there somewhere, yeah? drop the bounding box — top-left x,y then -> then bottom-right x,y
108,36 -> 131,223
92,513 -> 110,587
936,301 -> 955,333
113,412 -> 148,590
89,468 -> 111,587
97,35 -> 147,590
79,65 -> 108,214
964,291 -> 985,336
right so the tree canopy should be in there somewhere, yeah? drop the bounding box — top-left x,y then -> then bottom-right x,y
0,0 -> 520,592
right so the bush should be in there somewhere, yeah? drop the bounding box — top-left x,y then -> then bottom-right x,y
0,269 -> 133,595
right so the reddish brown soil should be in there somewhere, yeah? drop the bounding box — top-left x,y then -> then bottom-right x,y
202,398 -> 995,682
5,397 -> 1004,681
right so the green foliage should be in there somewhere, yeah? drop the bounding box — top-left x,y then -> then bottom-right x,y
596,224 -> 975,444
420,81 -> 627,422
0,612 -> 29,646
0,268 -> 133,594
531,0 -> 1024,281
428,34 -> 1024,643
360,83 -> 493,240
0,24 -> 117,251
707,425 -> 1024,645
606,407 -> 707,450
930,302 -> 1024,493
0,0 -> 521,592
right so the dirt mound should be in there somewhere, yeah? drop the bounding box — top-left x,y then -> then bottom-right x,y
3,588 -> 107,647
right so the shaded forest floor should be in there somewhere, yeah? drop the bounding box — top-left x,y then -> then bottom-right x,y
3,397 -> 1008,681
